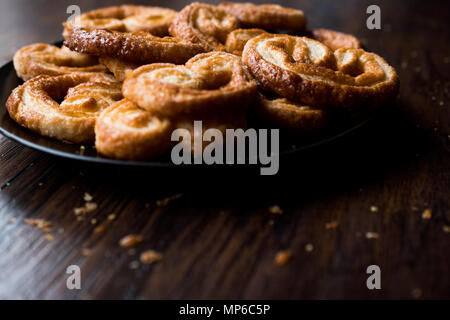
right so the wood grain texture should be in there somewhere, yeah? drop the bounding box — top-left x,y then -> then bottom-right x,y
0,0 -> 449,299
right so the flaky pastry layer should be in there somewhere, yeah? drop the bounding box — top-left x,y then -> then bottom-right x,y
63,5 -> 177,38
95,99 -> 173,160
225,28 -> 266,55
99,57 -> 139,82
218,2 -> 306,31
13,43 -> 107,81
123,51 -> 257,117
6,73 -> 121,143
169,2 -> 239,52
242,34 -> 399,108
252,93 -> 328,132
312,29 -> 361,51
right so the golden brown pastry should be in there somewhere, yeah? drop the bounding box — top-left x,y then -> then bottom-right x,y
64,28 -> 205,64
63,5 -> 177,37
123,52 -> 257,117
175,111 -> 248,158
169,2 -> 239,51
99,57 -> 139,82
13,43 -> 107,81
312,29 -> 361,51
242,34 -> 399,108
218,2 -> 306,31
225,28 -> 266,55
6,73 -> 121,143
251,93 -> 328,132
95,99 -> 173,160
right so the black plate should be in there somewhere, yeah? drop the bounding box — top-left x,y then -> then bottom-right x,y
0,55 -> 372,168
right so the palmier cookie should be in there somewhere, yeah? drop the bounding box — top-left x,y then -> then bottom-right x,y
6,73 -> 121,144
64,28 -> 205,64
169,2 -> 239,51
218,2 -> 306,32
312,29 -> 361,51
95,99 -> 173,160
123,52 -> 257,117
13,43 -> 107,81
63,5 -> 177,37
225,28 -> 266,55
251,93 -> 328,133
242,34 -> 399,108
99,57 -> 139,82
175,111 -> 248,158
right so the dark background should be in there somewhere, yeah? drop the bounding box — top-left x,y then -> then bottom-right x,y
0,0 -> 449,299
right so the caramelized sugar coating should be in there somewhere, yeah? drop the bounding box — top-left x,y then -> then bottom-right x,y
312,29 -> 361,51
95,99 -> 173,160
6,73 -> 121,143
63,5 -> 177,37
169,2 -> 239,51
123,52 -> 257,117
252,93 -> 328,132
225,28 -> 266,55
242,34 -> 399,108
13,43 -> 107,81
218,2 -> 306,31
64,28 -> 205,64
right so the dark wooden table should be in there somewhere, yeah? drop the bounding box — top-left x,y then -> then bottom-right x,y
0,0 -> 448,299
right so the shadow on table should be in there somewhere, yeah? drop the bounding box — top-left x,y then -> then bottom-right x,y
61,100 -> 430,205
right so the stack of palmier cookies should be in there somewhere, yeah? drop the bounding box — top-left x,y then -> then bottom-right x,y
6,2 -> 399,160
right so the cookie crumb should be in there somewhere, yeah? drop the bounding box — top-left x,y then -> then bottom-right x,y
411,206 -> 419,211
81,248 -> 92,257
83,192 -> 93,202
24,218 -> 52,229
305,243 -> 314,252
268,205 -> 283,215
443,225 -> 450,233
45,234 -> 54,242
365,232 -> 379,239
107,214 -> 116,221
74,201 -> 98,216
274,250 -> 292,266
140,250 -> 163,265
119,234 -> 143,248
370,206 -> 378,212
94,225 -> 106,234
421,208 -> 432,219
325,221 -> 339,229
85,202 -> 98,213
24,218 -> 53,235
90,218 -> 97,225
